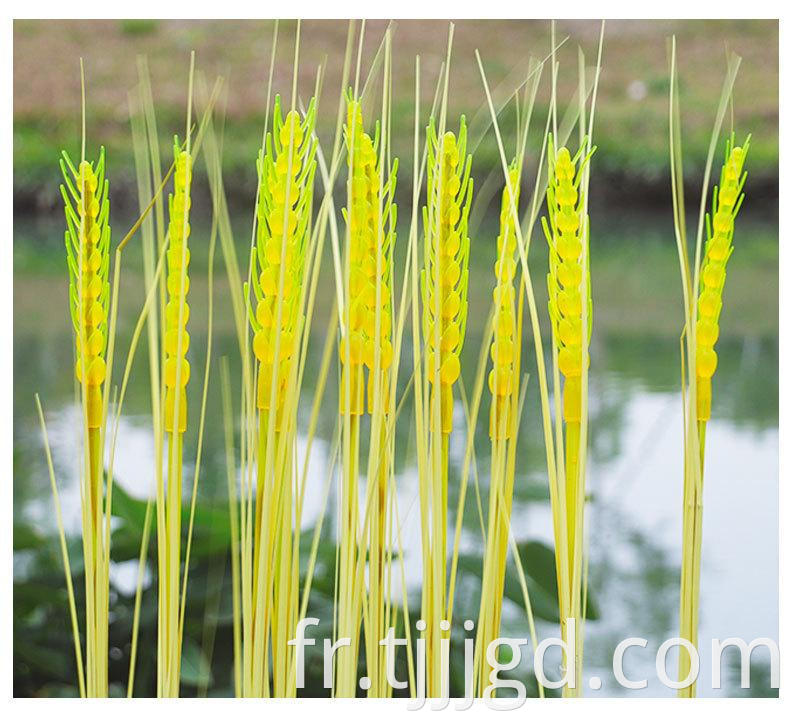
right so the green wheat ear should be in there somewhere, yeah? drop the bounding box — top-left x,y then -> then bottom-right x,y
695,133 -> 750,420
247,93 -> 317,421
60,146 -> 111,427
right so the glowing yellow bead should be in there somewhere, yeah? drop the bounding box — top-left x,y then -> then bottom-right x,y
488,367 -> 513,397
556,183 -> 578,207
165,329 -> 190,356
84,274 -> 102,299
86,356 -> 106,386
491,338 -> 514,365
256,298 -> 274,328
558,288 -> 582,317
558,261 -> 582,289
442,260 -> 461,288
261,267 -> 278,295
87,249 -> 102,272
708,238 -> 730,262
697,319 -> 719,347
82,329 -> 105,356
558,345 -> 582,377
698,291 -> 721,319
696,347 -> 718,379
442,291 -> 461,319
557,235 -> 582,261
440,354 -> 460,385
168,246 -> 191,270
173,192 -> 191,213
703,262 -> 725,289
557,210 -> 580,235
558,317 -> 581,347
87,302 -> 105,326
718,185 -> 738,207
165,357 -> 190,387
339,332 -> 364,365
712,212 -> 733,234
166,300 -> 190,327
269,208 -> 298,236
444,232 -> 461,257
253,330 -> 271,363
170,221 -> 191,242
441,322 -> 460,352
167,272 -> 190,297
275,153 -> 302,177
280,110 -> 304,147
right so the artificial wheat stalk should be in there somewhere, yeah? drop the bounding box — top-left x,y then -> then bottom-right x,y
243,94 -> 317,697
474,161 -> 524,694
677,134 -> 749,697
157,129 -> 193,697
541,134 -> 594,697
336,95 -> 377,696
60,134 -> 111,698
340,94 -> 399,697
420,115 -> 473,697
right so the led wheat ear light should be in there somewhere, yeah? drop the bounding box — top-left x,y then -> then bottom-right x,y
540,130 -> 595,698
678,133 -> 749,697
158,133 -> 193,698
60,143 -> 111,698
543,138 -> 593,569
243,94 -> 317,698
474,160 -> 526,695
694,136 -> 750,423
341,94 -> 400,697
336,93 -> 399,697
420,115 -> 473,698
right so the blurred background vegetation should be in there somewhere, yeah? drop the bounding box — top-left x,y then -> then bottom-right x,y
14,19 -> 778,212
13,19 -> 778,698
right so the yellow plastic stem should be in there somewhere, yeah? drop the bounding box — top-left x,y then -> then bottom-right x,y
564,420 -> 580,585
678,421 -> 706,698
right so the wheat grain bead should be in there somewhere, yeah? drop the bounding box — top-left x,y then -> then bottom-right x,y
708,238 -> 730,262
557,235 -> 582,261
703,262 -> 726,289
558,345 -> 582,377
696,347 -> 718,378
166,300 -> 190,326
697,319 -> 719,347
440,354 -> 460,385
167,272 -> 190,297
165,357 -> 190,387
698,291 -> 721,318
165,328 -> 190,356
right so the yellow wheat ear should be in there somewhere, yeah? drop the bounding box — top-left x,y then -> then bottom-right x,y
541,135 -> 594,425
163,137 -> 193,433
423,115 -> 473,433
541,132 -> 596,596
489,160 -> 520,439
695,133 -> 750,420
341,94 -> 398,415
60,147 -> 111,428
247,94 -> 317,425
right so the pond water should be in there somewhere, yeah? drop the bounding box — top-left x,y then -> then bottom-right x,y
13,208 -> 778,697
